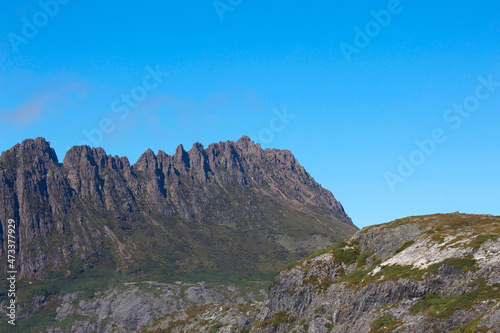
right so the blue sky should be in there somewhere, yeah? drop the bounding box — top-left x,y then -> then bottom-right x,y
1,0 -> 499,228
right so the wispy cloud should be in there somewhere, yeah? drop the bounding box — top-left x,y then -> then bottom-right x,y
1,95 -> 48,125
0,82 -> 87,126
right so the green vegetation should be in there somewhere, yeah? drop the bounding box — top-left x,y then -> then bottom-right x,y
271,312 -> 289,327
429,257 -> 477,273
285,261 -> 299,269
0,268 -> 127,332
150,303 -> 218,332
369,314 -> 403,333
209,323 -> 223,332
410,279 -> 500,318
301,238 -> 380,284
21,268 -> 126,301
57,314 -> 91,332
335,268 -> 371,286
304,241 -> 347,260
395,240 -> 415,253
304,248 -> 332,260
254,311 -> 296,328
302,240 -> 373,270
314,305 -> 325,313
334,256 -> 480,289
475,234 -> 498,244
335,263 -> 427,288
324,322 -> 334,329
350,238 -> 360,246
304,274 -> 335,292
172,269 -> 275,286
450,314 -> 488,333
0,265 -> 274,333
334,247 -> 359,265
376,265 -> 427,281
357,251 -> 374,266
0,304 -> 58,333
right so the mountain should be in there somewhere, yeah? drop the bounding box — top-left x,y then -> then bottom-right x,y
251,213 -> 500,333
0,136 -> 357,281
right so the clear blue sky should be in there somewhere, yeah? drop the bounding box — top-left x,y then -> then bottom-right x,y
1,0 -> 499,228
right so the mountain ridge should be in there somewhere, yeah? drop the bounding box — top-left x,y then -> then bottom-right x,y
0,136 -> 357,280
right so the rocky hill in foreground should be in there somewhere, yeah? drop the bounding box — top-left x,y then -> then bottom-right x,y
52,213 -> 497,333
252,213 -> 500,333
0,136 -> 356,281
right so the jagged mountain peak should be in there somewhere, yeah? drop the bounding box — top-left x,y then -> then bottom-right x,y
1,137 -> 59,165
0,136 -> 356,281
190,141 -> 204,151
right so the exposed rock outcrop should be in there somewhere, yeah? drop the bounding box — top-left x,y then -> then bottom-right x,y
252,213 -> 500,333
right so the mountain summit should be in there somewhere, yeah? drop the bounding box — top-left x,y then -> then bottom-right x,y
0,136 -> 357,280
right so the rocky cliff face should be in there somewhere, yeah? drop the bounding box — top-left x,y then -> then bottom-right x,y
0,136 -> 356,280
252,213 -> 500,333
